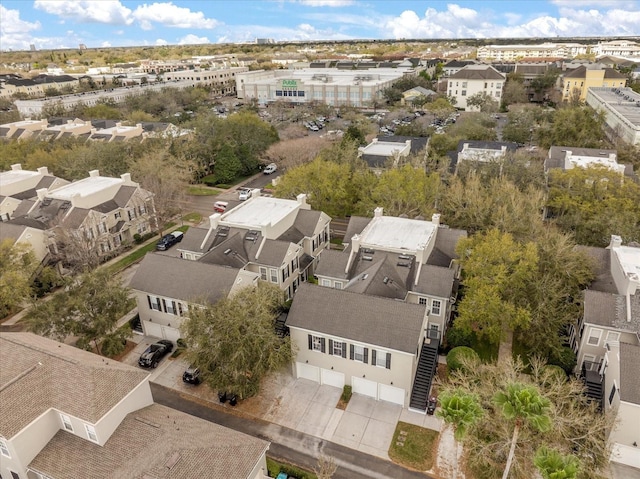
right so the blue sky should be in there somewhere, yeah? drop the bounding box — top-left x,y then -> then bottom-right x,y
1,1 -> 639,51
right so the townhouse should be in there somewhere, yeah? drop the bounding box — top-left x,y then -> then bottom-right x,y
0,332 -> 269,479
544,146 -> 634,177
450,140 -> 519,173
446,65 -> 506,111
560,66 -> 627,103
358,135 -> 429,171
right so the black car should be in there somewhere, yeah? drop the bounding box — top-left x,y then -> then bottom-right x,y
156,231 -> 184,251
182,365 -> 201,384
138,340 -> 173,368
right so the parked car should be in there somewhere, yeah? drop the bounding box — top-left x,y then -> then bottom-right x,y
182,365 -> 202,384
238,187 -> 252,201
214,201 -> 228,213
138,340 -> 173,368
156,231 -> 184,251
263,163 -> 277,175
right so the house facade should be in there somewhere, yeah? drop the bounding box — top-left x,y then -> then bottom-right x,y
287,283 -> 432,408
544,146 -> 631,176
446,65 -> 506,111
560,66 -> 627,103
0,332 -> 269,479
358,135 -> 429,171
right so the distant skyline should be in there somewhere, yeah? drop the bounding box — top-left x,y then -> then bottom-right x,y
1,1 -> 639,51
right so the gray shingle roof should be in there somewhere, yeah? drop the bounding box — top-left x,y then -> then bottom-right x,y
0,333 -> 149,439
342,216 -> 372,246
576,246 -> 617,294
619,342 -> 640,405
129,254 -> 239,304
450,65 -> 505,80
427,227 -> 467,267
414,265 -> 456,298
0,222 -> 27,242
583,290 -> 640,334
28,403 -> 269,479
315,249 -> 349,278
286,282 -> 426,353
177,226 -> 216,254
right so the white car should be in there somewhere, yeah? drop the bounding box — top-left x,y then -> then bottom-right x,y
238,188 -> 252,201
263,163 -> 277,175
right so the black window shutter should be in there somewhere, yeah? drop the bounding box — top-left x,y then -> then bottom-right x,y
320,338 -> 326,353
371,349 -> 377,366
342,342 -> 347,358
386,353 -> 391,369
308,334 -> 313,350
147,295 -> 152,309
172,301 -> 176,313
350,344 -> 354,360
363,348 -> 369,364
328,339 -> 334,355
162,298 -> 167,312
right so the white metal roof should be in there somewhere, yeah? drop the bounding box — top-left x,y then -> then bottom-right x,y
48,176 -> 122,199
614,245 -> 640,282
222,196 -> 299,229
361,141 -> 408,157
359,216 -> 436,252
0,169 -> 39,188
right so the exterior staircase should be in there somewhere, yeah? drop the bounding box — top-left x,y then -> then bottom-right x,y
581,360 -> 604,410
409,334 -> 439,412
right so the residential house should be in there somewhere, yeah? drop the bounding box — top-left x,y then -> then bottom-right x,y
446,65 -> 506,111
0,164 -> 68,222
286,282 -> 433,409
545,146 -> 634,177
6,169 -> 156,265
441,60 -> 477,77
89,122 -> 144,142
586,87 -> 640,146
39,118 -> 93,140
571,236 -> 639,409
602,341 -> 640,470
401,86 -> 436,106
0,332 -> 269,479
450,140 -> 519,173
358,135 -> 429,171
0,118 -> 48,140
129,254 -> 260,341
592,40 -> 640,58
0,222 -> 48,263
560,65 -> 627,103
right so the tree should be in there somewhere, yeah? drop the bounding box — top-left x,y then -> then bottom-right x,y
437,389 -> 484,479
426,97 -> 456,122
534,446 -> 579,479
501,79 -> 528,108
212,144 -> 243,183
314,455 -> 338,479
181,283 -> 293,399
494,383 -> 552,479
466,92 -> 499,113
0,240 -> 37,318
535,107 -> 608,150
263,136 -> 331,170
25,269 -> 132,356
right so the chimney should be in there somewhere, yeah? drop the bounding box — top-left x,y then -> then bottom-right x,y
89,170 -> 99,177
462,143 -> 469,151
374,207 -> 383,217
609,153 -> 617,163
36,188 -> 48,201
345,234 -> 361,274
37,167 -> 49,176
10,164 -> 22,171
120,173 -> 132,184
296,193 -> 308,207
607,235 -> 622,249
432,213 -> 441,226
200,214 -> 221,250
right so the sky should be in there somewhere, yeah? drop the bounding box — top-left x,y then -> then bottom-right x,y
1,0 -> 639,51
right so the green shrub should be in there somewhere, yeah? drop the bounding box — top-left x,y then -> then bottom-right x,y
177,338 -> 186,349
266,457 -> 317,479
548,346 -> 576,374
447,346 -> 480,372
133,233 -> 143,244
201,174 -> 218,187
542,365 -> 567,382
215,183 -> 232,189
341,385 -> 352,403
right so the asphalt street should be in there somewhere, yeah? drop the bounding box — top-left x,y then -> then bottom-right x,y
150,383 -> 434,479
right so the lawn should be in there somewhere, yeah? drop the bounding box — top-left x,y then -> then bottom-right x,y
182,212 -> 203,223
388,421 -> 439,471
187,186 -> 222,196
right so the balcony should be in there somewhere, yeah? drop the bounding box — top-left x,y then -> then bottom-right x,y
580,360 -> 604,410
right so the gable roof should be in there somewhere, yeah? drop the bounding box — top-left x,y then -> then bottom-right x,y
28,403 -> 269,479
0,333 -> 149,439
414,264 -> 456,298
619,342 -> 640,405
129,254 -> 239,304
583,289 -> 640,333
427,227 -> 467,267
450,65 -> 505,80
286,282 -> 426,353
315,249 -> 349,278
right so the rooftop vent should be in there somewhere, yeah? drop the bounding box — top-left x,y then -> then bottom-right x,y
165,452 -> 181,470
362,255 -> 373,261
59,201 -> 71,210
383,276 -> 389,284
397,261 -> 411,267
224,248 -> 232,255
41,198 -> 52,206
361,273 -> 369,280
362,248 -> 375,254
398,254 -> 413,260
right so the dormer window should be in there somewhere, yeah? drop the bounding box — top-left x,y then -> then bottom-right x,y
60,413 -> 73,432
0,437 -> 10,458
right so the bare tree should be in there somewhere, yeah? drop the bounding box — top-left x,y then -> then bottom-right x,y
263,136 -> 331,170
313,455 -> 337,479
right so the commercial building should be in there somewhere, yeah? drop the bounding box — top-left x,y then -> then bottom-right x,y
446,65 -> 506,111
235,68 -> 413,107
586,87 -> 640,146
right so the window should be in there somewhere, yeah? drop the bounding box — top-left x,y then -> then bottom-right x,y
462,81 -> 467,88
85,424 -> 98,443
259,267 -> 268,281
282,265 -> 289,282
419,297 -> 427,305
177,302 -> 184,316
609,383 -> 617,405
431,300 -> 441,316
10,472 -> 20,479
321,279 -> 331,287
147,295 -> 161,311
461,90 -> 466,96
98,222 -> 106,234
587,328 -> 602,346
308,335 -> 325,353
334,281 -> 343,290
330,340 -> 345,357
270,268 -> 278,283
163,299 -> 177,315
60,413 -> 73,432
373,350 -> 391,369
0,437 -> 10,458
350,344 -> 368,363
606,331 -> 620,342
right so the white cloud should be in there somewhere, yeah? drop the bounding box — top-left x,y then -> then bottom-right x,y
551,0 -> 637,8
0,5 -> 42,51
101,41 -> 112,47
34,0 -> 133,25
132,2 -> 219,30
155,38 -> 168,45
177,34 -> 210,45
295,0 -> 355,6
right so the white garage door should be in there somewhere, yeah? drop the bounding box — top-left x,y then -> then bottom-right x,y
352,377 -> 377,398
142,320 -> 163,339
379,384 -> 405,406
296,362 -> 320,382
321,369 -> 345,389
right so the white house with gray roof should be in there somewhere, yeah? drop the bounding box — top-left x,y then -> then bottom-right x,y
545,146 -> 632,176
286,283 -> 433,409
446,65 -> 506,111
0,332 -> 269,479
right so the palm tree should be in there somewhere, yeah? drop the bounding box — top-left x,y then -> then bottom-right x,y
534,446 -> 579,479
437,388 -> 484,479
494,382 -> 552,479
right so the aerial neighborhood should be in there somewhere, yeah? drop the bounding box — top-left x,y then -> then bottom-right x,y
1,4 -> 640,478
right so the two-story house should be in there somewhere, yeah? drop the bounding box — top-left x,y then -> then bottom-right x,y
571,236 -> 639,409
560,65 -> 627,103
450,140 -> 519,174
544,146 -> 634,177
6,169 -> 156,266
358,135 -> 429,172
286,282 -> 435,411
446,65 -> 506,111
0,332 -> 270,479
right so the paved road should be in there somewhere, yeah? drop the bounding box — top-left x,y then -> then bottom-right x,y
150,383 -> 434,479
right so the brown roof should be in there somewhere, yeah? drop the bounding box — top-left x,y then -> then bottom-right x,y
286,282 -> 426,353
0,333 -> 149,439
29,403 -> 269,479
